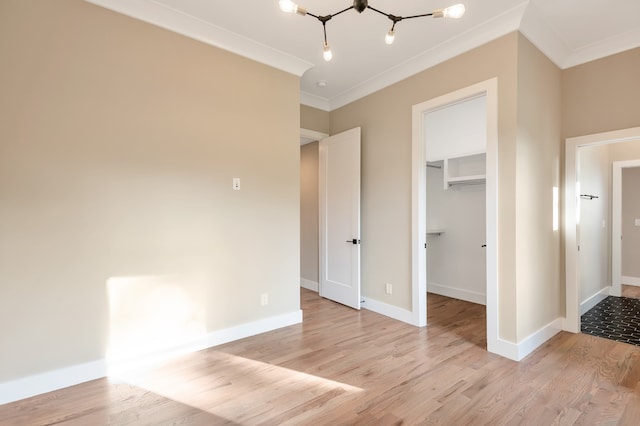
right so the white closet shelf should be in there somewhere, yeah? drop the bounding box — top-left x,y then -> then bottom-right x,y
443,152 -> 486,189
447,174 -> 486,185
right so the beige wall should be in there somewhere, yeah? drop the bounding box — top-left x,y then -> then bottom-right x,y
622,167 -> 640,278
301,105 -> 330,135
578,144 -> 611,302
329,32 -> 521,341
562,48 -> 640,139
300,142 -> 319,284
514,35 -> 563,340
0,0 -> 300,382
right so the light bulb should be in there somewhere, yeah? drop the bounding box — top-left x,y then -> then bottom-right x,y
323,43 -> 333,61
385,29 -> 395,45
279,0 -> 306,16
279,0 -> 297,13
443,4 -> 465,19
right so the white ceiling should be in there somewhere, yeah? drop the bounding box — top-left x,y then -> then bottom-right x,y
87,0 -> 640,111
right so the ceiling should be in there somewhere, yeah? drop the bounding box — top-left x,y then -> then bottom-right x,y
87,0 -> 640,111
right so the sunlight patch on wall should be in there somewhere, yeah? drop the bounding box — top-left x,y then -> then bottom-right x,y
106,275 -> 206,371
553,186 -> 559,231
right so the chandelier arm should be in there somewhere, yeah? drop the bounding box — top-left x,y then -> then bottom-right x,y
330,5 -> 355,19
401,13 -> 435,19
365,5 -> 391,19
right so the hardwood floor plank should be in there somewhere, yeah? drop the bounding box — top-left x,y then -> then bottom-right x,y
2,289 -> 640,425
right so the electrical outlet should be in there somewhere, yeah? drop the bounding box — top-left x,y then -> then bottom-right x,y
261,293 -> 269,306
385,283 -> 392,295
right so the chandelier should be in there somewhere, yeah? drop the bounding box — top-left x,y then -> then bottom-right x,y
278,0 -> 466,61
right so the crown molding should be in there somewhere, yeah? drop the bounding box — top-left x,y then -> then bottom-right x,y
300,91 -> 331,112
561,28 -> 640,69
84,0 -> 313,77
518,2 -> 571,68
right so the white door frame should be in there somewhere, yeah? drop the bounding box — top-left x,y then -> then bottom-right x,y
564,127 -> 640,332
612,160 -> 640,296
411,78 -> 499,352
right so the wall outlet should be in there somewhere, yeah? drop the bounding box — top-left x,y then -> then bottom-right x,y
260,293 -> 269,306
385,283 -> 392,295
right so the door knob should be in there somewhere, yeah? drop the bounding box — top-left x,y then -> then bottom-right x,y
346,239 -> 361,244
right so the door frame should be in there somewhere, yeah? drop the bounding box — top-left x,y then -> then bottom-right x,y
612,160 -> 640,297
564,126 -> 640,332
411,78 -> 499,351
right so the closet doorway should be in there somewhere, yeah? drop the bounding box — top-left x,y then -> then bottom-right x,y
411,78 -> 499,355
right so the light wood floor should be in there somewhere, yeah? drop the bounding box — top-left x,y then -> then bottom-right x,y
623,284 -> 640,299
2,289 -> 640,425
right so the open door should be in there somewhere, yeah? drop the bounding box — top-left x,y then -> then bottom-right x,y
319,127 -> 361,309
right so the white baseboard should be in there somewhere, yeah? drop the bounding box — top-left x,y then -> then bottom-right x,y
300,278 -> 318,292
489,317 -> 563,361
580,287 -> 610,315
0,310 -> 302,405
0,359 -> 107,406
361,296 -> 415,325
428,282 -> 486,305
622,276 -> 640,286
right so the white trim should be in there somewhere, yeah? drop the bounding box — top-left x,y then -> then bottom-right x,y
564,127 -> 640,333
580,287 -> 610,315
300,278 -> 319,292
361,297 -> 414,325
84,0 -> 313,77
300,128 -> 329,145
300,92 -> 331,112
412,78 -> 499,352
494,318 -> 564,362
0,310 -> 302,405
428,283 -> 486,306
622,276 -> 640,287
562,28 -> 640,69
0,359 -> 107,406
518,2 -> 570,70
612,160 -> 640,297
514,318 -> 564,361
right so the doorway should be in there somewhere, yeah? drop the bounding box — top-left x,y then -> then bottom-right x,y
411,78 -> 499,355
564,126 -> 640,333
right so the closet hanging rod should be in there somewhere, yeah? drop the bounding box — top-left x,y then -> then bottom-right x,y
426,163 -> 441,169
580,194 -> 599,200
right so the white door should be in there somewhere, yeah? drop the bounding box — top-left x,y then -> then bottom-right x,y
319,127 -> 361,309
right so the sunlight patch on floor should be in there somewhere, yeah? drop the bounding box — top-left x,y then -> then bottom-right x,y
110,350 -> 363,423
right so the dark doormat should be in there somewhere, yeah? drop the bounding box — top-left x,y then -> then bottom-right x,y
581,296 -> 640,347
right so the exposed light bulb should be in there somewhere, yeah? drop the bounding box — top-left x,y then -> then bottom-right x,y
443,4 -> 465,19
323,43 -> 333,61
432,3 -> 465,19
279,0 -> 297,13
279,0 -> 307,15
385,29 -> 395,45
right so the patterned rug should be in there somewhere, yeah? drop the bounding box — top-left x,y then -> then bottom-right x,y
581,296 -> 640,347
